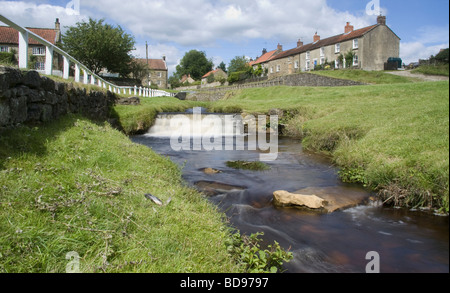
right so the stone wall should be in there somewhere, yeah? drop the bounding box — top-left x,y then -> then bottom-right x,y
0,66 -> 116,130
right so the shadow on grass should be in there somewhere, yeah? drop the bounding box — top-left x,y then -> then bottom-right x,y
0,114 -> 113,170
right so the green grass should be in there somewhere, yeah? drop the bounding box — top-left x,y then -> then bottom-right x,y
310,69 -> 421,84
412,64 -> 449,77
208,82 -> 449,212
0,115 -> 242,273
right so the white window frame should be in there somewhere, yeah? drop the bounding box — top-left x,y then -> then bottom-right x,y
270,67 -> 273,73
306,61 -> 310,71
335,43 -> 340,53
157,72 -> 162,78
0,46 -> 9,52
32,46 -> 46,56
353,55 -> 359,66
320,47 -> 325,57
35,62 -> 45,70
320,57 -> 325,65
306,51 -> 310,60
276,64 -> 281,72
294,60 -> 299,69
335,60 -> 339,69
353,39 -> 359,49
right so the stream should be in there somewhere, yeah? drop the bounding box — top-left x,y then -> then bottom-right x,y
131,111 -> 449,273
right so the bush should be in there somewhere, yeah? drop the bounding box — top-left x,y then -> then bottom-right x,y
226,232 -> 293,273
0,51 -> 17,65
227,71 -> 250,84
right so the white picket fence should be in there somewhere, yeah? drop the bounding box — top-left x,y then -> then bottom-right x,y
0,14 -> 175,98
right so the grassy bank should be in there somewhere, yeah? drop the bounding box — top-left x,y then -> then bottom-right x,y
114,97 -> 206,135
0,115 -> 242,273
310,69 -> 421,84
412,64 -> 450,77
209,81 -> 449,213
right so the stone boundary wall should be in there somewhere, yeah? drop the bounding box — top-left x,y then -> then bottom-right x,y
186,72 -> 365,101
0,66 -> 116,130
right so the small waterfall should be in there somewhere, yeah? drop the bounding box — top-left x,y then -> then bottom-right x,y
146,113 -> 245,138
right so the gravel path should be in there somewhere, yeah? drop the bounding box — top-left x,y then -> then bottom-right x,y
386,70 -> 449,81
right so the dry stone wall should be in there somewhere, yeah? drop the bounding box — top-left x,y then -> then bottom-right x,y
0,66 -> 116,130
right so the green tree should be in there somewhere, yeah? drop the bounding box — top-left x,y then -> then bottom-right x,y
175,50 -> 214,81
228,56 -> 250,74
62,18 -> 136,77
435,48 -> 449,64
218,61 -> 227,73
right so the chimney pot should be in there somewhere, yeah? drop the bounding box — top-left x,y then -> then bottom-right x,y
345,22 -> 354,34
313,32 -> 320,43
377,15 -> 386,25
297,39 -> 303,47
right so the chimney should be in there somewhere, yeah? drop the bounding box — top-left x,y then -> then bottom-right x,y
313,32 -> 320,43
345,22 -> 354,34
262,48 -> 267,55
377,15 -> 386,25
162,55 -> 166,61
277,43 -> 283,52
55,18 -> 61,42
297,39 -> 303,47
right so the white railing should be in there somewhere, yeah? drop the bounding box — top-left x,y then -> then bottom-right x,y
0,14 -> 175,98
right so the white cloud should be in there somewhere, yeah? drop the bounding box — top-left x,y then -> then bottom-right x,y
80,0 -> 374,46
401,42 -> 449,64
0,1 -> 87,31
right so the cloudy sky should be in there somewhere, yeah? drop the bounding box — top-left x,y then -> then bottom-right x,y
1,0 -> 449,76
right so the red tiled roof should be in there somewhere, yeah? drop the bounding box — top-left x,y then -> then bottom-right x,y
0,26 -> 58,45
134,58 -> 167,71
202,68 -> 221,78
271,24 -> 379,61
250,49 -> 279,66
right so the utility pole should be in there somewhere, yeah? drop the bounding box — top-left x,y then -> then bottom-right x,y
146,41 -> 150,87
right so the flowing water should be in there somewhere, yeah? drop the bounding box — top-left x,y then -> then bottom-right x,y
132,112 -> 449,273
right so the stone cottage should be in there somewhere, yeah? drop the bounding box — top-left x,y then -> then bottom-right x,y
0,18 -> 62,73
249,44 -> 283,73
201,68 -> 228,85
267,15 -> 400,77
133,57 -> 168,89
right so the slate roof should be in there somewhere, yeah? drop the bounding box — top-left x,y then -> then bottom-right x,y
271,24 -> 382,61
134,58 -> 168,71
0,26 -> 58,45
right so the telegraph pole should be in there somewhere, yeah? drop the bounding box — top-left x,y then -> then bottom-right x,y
146,41 -> 150,87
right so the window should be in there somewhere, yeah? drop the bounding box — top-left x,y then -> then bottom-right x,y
306,51 -> 310,60
294,61 -> 299,69
35,62 -> 45,70
335,60 -> 339,69
0,46 -> 9,52
320,57 -> 325,65
306,61 -> 310,71
157,72 -> 162,78
270,67 -> 273,73
276,65 -> 281,72
335,43 -> 340,53
353,39 -> 359,49
353,55 -> 359,66
320,47 -> 325,57
32,46 -> 45,56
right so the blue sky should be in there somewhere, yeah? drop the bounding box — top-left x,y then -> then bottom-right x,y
1,0 -> 449,76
